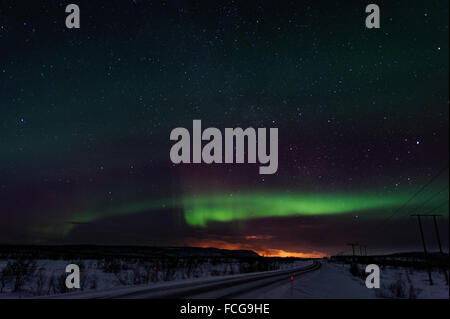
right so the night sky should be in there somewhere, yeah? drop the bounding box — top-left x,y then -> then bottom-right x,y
0,0 -> 448,257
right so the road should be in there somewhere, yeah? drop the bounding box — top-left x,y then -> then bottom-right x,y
49,261 -> 321,299
233,262 -> 376,299
100,261 -> 321,299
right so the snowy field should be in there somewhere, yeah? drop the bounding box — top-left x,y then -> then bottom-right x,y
0,258 -> 447,299
0,258 -> 303,298
326,262 -> 448,299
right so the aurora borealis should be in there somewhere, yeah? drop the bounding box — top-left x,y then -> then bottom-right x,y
41,190 -> 440,230
0,0 -> 449,257
182,192 -> 437,227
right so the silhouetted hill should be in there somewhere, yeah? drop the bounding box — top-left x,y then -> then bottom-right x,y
0,244 -> 260,260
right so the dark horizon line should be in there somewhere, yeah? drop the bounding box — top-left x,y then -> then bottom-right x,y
1,243 -> 448,258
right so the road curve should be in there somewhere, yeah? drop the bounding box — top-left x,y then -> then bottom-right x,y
109,261 -> 321,299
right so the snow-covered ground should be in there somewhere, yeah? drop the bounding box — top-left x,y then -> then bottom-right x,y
326,262 -> 448,299
0,258 -> 303,298
234,262 -> 448,299
0,259 -> 447,299
371,264 -> 449,299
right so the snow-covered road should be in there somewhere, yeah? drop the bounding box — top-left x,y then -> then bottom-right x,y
233,262 -> 376,299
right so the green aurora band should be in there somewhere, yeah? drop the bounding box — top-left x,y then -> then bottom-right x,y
181,192 -> 445,226
33,189 -> 448,238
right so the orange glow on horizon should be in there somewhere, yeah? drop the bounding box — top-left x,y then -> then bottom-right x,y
186,239 -> 326,258
254,248 -> 325,258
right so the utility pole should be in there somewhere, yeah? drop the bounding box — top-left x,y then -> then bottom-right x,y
411,215 -> 428,254
411,214 -> 433,285
347,243 -> 357,257
347,243 -> 358,263
428,214 -> 448,285
429,214 -> 443,254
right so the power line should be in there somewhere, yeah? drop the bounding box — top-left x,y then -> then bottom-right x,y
422,200 -> 449,216
377,166 -> 448,228
407,185 -> 449,217
377,191 -> 449,232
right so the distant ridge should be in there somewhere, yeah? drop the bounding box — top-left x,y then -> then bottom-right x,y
0,244 -> 260,260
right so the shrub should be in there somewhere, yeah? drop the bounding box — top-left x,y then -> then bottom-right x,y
1,259 -> 37,292
388,275 -> 406,298
349,263 -> 361,277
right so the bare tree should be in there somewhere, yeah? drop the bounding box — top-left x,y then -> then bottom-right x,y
35,267 -> 46,296
2,260 -> 37,292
